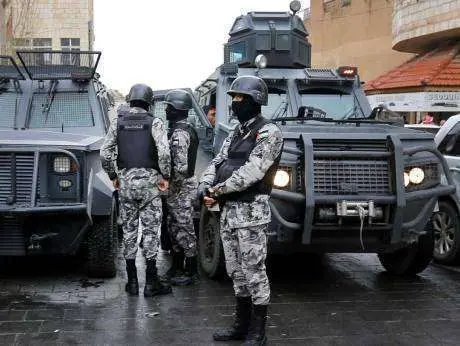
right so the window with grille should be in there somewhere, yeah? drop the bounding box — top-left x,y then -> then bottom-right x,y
13,38 -> 31,51
32,38 -> 52,65
61,38 -> 81,65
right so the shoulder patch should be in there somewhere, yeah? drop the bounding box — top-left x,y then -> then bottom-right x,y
256,131 -> 269,140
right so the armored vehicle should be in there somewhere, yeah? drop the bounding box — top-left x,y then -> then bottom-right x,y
191,2 -> 457,278
0,51 -> 118,277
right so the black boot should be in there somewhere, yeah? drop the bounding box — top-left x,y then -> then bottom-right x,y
243,304 -> 268,346
213,296 -> 252,341
144,259 -> 172,297
164,249 -> 185,279
125,259 -> 139,296
170,256 -> 199,286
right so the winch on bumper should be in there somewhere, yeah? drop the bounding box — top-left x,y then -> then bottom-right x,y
268,134 -> 456,253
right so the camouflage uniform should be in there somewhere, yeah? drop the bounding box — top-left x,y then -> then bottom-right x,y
200,118 -> 283,305
167,121 -> 198,257
100,106 -> 170,261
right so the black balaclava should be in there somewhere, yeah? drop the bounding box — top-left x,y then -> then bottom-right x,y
232,95 -> 261,124
166,104 -> 188,123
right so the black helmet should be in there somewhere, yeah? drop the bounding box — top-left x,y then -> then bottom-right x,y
227,76 -> 268,106
164,89 -> 193,110
126,83 -> 153,104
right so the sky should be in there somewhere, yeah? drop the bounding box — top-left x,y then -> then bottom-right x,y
93,0 -> 310,95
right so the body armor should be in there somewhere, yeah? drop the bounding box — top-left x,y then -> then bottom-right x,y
116,110 -> 160,171
214,116 -> 281,201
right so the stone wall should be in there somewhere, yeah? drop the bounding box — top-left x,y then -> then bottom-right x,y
304,0 -> 413,83
393,0 -> 460,52
9,0 -> 93,51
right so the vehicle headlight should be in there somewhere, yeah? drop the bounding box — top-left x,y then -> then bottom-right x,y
53,156 -> 71,173
274,169 -> 290,187
403,172 -> 410,187
409,167 -> 425,185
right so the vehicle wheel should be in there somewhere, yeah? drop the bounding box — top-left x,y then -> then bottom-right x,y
198,206 -> 226,279
86,198 -> 118,278
378,220 -> 434,276
433,201 -> 460,265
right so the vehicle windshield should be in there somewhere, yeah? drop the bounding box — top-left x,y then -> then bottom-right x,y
0,91 -> 20,128
299,88 -> 362,120
27,91 -> 94,128
262,85 -> 288,118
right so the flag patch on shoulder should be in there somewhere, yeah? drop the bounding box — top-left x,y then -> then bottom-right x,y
256,131 -> 269,140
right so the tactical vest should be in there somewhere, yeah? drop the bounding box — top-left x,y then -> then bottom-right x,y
214,115 -> 282,202
116,110 -> 160,171
168,121 -> 199,178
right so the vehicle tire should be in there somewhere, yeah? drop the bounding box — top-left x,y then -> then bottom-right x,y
86,198 -> 118,278
198,206 -> 226,279
433,201 -> 460,265
378,220 -> 434,276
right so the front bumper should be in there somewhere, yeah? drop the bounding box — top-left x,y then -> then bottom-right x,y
269,136 -> 456,249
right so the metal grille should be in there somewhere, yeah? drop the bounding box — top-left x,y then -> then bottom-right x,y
313,139 -> 388,152
29,92 -> 93,128
152,102 -> 167,122
16,51 -> 100,80
305,68 -> 336,79
314,158 -> 391,195
0,153 -> 35,205
0,56 -> 26,80
0,215 -> 25,256
0,92 -> 19,128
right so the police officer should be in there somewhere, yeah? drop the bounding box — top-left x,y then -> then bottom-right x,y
163,89 -> 199,286
199,76 -> 283,345
100,83 -> 172,297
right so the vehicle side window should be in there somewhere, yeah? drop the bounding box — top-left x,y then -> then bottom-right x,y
438,123 -> 460,156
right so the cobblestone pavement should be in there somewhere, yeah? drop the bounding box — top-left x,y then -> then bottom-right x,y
1,249 -> 460,345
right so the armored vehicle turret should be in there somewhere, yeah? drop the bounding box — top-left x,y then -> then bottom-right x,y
225,3 -> 310,68
0,51 -> 118,277
151,2 -> 456,278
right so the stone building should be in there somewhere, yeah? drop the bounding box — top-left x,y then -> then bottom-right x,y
303,0 -> 413,83
366,0 -> 460,124
1,0 -> 94,55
